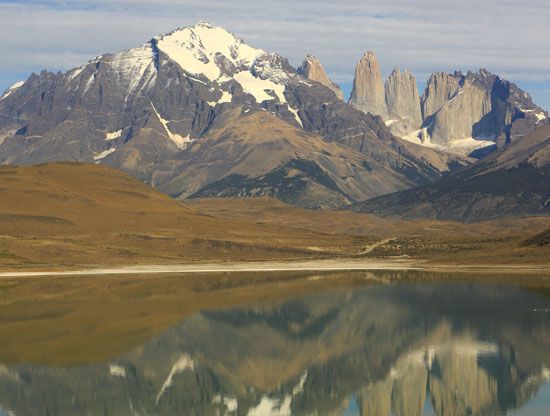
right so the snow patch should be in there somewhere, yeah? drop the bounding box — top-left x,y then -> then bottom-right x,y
234,71 -> 286,103
156,354 -> 195,404
287,105 -> 303,127
82,75 -> 95,95
109,364 -> 126,378
66,57 -> 101,81
449,137 -> 496,153
535,112 -> 546,122
385,119 -> 398,126
106,44 -> 157,100
67,66 -> 86,81
94,148 -> 116,162
400,129 -> 494,155
151,104 -> 193,149
207,90 -> 232,106
105,130 -> 122,141
1,81 -> 24,100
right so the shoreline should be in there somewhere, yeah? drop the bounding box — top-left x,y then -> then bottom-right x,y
1,258 -> 549,278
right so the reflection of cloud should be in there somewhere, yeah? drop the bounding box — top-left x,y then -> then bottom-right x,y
1,0 -> 549,97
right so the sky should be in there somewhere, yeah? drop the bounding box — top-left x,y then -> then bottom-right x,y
1,0 -> 549,109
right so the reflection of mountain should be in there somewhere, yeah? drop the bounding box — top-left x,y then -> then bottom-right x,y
0,279 -> 548,415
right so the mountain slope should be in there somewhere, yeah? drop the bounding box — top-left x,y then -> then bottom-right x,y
0,21 -> 465,209
352,124 -> 550,222
149,110 -> 418,208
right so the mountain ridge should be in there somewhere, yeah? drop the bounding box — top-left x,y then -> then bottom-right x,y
0,21 -> 468,209
0,21 -> 547,214
352,124 -> 550,222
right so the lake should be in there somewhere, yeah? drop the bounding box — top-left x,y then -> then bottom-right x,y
0,270 -> 549,415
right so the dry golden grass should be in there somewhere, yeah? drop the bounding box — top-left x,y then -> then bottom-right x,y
0,163 -> 372,270
0,162 -> 548,269
189,197 -> 550,265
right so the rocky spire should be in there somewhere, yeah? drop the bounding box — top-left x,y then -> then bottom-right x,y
384,68 -> 422,128
297,55 -> 343,100
349,51 -> 387,118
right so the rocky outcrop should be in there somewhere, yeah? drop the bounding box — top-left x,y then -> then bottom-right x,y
420,69 -> 548,148
423,75 -> 491,145
349,51 -> 387,118
297,55 -> 343,100
384,68 -> 422,136
348,50 -> 547,156
349,53 -> 423,137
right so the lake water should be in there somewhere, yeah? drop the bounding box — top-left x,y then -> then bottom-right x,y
0,272 -> 549,415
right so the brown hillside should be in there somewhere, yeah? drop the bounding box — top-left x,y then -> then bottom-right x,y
0,162 -> 369,269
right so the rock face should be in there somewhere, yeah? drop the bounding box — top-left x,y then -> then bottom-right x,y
384,68 -> 422,136
353,124 -> 550,222
422,74 -> 491,146
297,55 -> 343,100
349,51 -> 387,118
421,72 -> 462,120
421,69 -> 548,148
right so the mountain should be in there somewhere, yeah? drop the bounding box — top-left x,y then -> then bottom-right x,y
297,55 -> 344,100
352,124 -> 550,222
152,110 -> 419,208
0,21 -> 464,208
349,52 -> 548,157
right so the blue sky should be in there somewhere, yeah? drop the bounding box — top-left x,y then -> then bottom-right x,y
1,0 -> 548,109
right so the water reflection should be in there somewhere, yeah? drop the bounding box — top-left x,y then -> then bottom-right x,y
0,277 -> 549,415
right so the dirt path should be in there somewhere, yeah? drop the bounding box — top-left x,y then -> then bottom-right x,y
357,237 -> 396,255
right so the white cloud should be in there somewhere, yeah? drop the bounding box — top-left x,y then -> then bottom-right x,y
1,0 -> 549,108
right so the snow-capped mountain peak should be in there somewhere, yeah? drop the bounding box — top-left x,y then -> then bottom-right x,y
154,21 -> 266,82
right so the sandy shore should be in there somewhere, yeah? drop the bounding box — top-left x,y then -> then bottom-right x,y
1,258 -> 549,277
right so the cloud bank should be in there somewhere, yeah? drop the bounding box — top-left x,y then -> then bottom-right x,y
1,0 -> 548,107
